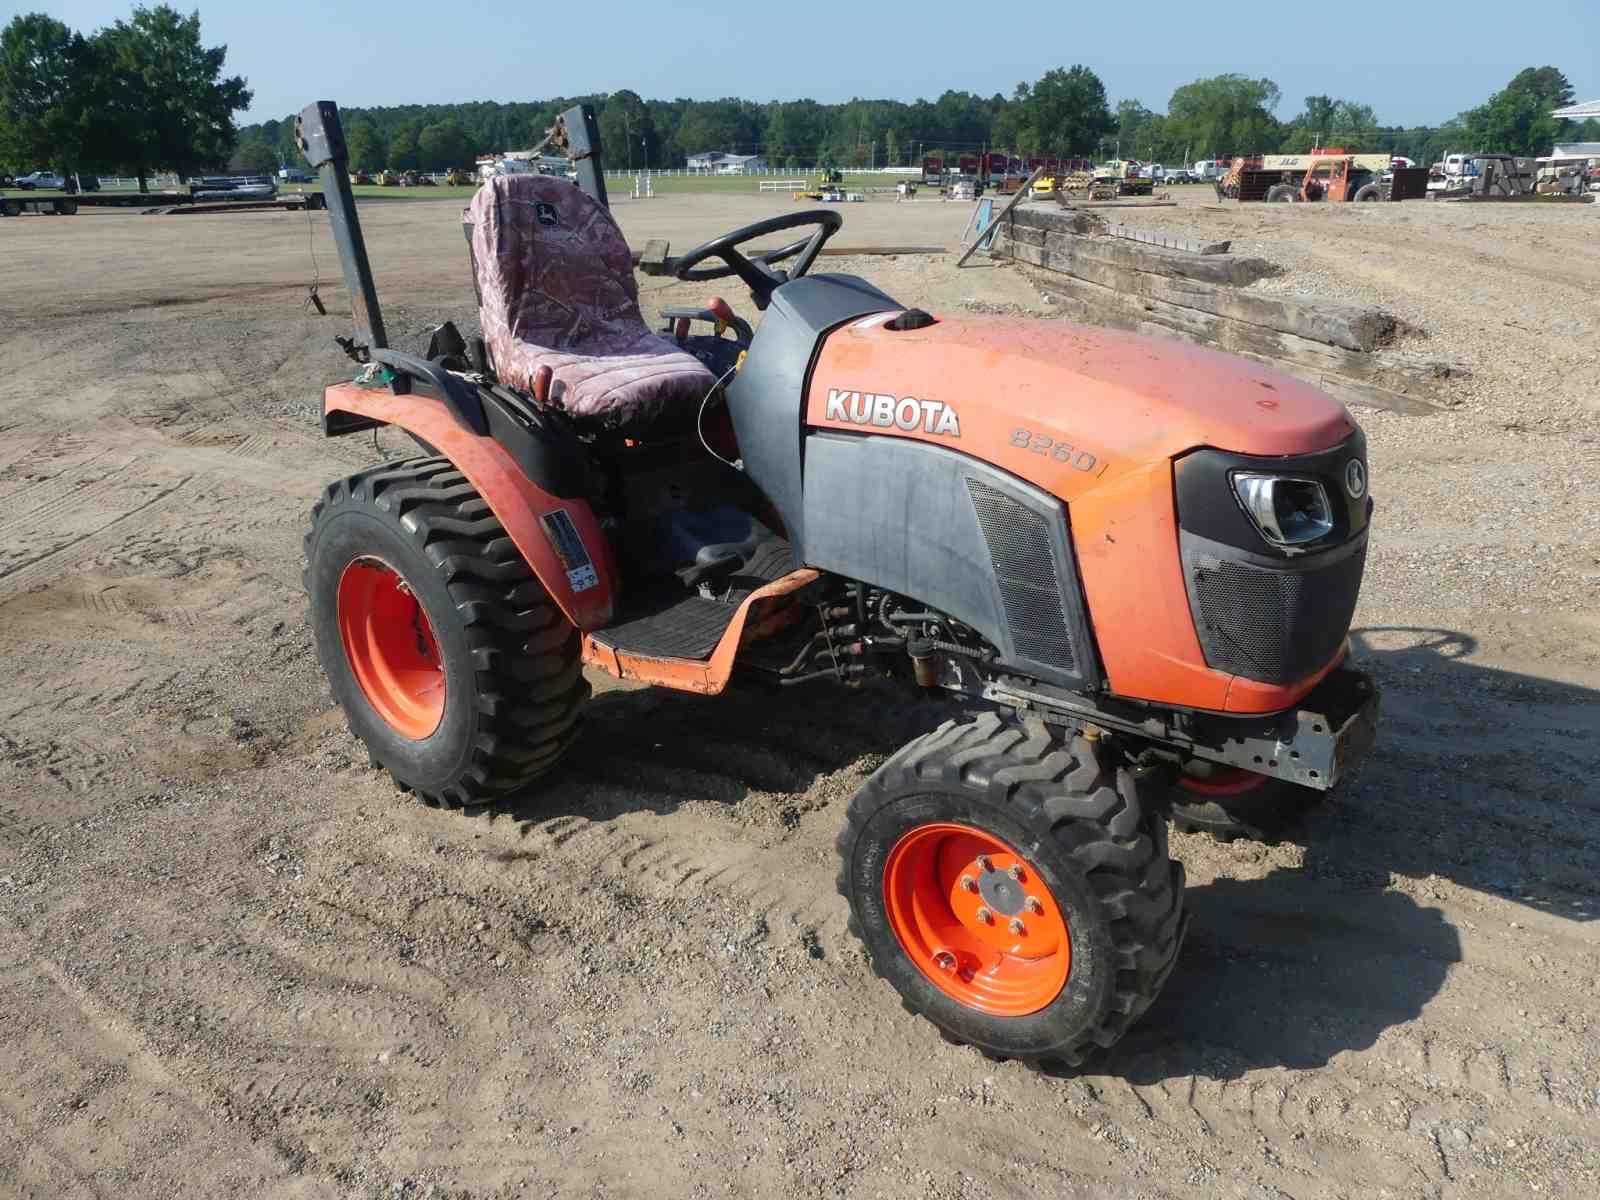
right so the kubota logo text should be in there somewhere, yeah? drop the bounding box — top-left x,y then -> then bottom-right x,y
824,389 -> 961,437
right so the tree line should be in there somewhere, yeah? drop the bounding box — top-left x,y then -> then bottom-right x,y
236,65 -> 1599,177
4,6 -> 1594,185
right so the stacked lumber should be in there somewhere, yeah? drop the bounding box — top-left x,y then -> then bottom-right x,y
996,207 -> 1460,415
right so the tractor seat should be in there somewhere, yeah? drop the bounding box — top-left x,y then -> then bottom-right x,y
465,175 -> 718,431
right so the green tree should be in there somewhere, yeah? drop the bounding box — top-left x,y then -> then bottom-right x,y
93,5 -> 250,189
387,120 -> 420,170
0,13 -> 93,173
1165,74 -> 1282,159
883,127 -> 899,167
1462,66 -> 1576,154
671,98 -> 761,163
344,119 -> 385,172
597,88 -> 655,170
229,135 -> 276,174
1114,100 -> 1154,148
1281,95 -> 1381,152
999,67 -> 1112,156
1504,66 -> 1574,111
417,119 -> 471,170
762,102 -> 792,163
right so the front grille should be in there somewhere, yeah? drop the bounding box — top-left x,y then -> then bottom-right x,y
965,479 -> 1076,670
1184,533 -> 1367,684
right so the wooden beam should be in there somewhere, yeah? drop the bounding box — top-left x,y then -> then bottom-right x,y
1007,229 -> 1390,350
999,217 -> 1277,287
638,239 -> 671,276
1061,199 -> 1179,209
1021,270 -> 1443,415
1102,223 -> 1231,255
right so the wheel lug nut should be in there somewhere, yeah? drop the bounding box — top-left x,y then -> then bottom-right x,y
1009,918 -> 1026,935
976,855 -> 993,872
959,875 -> 977,893
933,950 -> 956,971
974,907 -> 992,924
1008,865 -> 1024,881
1025,896 -> 1043,914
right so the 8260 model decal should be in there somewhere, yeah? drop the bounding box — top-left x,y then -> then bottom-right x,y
1010,427 -> 1109,475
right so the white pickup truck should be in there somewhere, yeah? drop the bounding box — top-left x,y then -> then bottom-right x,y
13,171 -> 66,190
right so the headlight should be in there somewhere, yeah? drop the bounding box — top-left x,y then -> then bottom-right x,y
1230,473 -> 1334,548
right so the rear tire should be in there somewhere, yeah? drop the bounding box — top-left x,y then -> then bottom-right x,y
837,714 -> 1186,1069
0,199 -> 21,217
1265,183 -> 1297,202
304,456 -> 588,811
1353,183 -> 1383,202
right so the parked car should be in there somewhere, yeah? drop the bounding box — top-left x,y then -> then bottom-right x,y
278,167 -> 314,183
15,171 -> 66,190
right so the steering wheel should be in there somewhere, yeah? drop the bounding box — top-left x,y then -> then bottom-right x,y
672,210 -> 843,309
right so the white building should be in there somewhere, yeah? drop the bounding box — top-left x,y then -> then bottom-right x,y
686,151 -> 768,173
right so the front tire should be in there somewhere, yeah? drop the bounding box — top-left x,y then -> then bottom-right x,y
837,714 -> 1186,1069
304,457 -> 588,811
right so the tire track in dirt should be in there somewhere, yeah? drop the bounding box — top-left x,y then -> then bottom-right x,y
0,1103 -> 100,1200
0,448 -> 124,524
0,476 -> 194,603
0,433 -> 53,479
0,920 -> 338,1198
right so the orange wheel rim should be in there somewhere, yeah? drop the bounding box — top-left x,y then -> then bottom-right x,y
336,557 -> 446,739
1177,767 -> 1267,797
883,822 -> 1070,1017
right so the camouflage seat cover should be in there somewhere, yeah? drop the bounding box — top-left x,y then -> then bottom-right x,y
466,175 -> 717,427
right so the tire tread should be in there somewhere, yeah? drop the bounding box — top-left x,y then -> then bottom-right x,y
836,715 -> 1185,1070
306,456 -> 588,813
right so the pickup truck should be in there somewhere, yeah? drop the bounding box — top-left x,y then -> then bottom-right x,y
13,171 -> 66,190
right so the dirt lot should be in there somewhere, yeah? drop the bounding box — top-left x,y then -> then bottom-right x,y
1,189 -> 1597,1200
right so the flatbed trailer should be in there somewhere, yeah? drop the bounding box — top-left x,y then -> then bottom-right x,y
0,193 -> 79,216
8,190 -> 325,211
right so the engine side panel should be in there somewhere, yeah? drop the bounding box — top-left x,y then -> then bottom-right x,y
801,432 -> 1098,691
725,274 -> 901,550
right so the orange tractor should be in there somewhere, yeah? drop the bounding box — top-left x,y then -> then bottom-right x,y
295,100 -> 1380,1068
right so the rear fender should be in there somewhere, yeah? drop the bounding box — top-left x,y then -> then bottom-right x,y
323,381 -> 616,630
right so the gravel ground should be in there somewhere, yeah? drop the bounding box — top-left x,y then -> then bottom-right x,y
0,193 -> 1596,1199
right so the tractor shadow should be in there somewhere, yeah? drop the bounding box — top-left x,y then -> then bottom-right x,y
1114,625 -> 1600,1081
498,626 -> 1599,1081
500,677 -> 963,828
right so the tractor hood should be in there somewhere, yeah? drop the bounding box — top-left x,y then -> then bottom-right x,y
805,312 -> 1357,501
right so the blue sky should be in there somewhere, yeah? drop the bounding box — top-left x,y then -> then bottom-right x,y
38,0 -> 1600,126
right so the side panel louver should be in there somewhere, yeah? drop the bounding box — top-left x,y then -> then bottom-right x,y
965,478 -> 1077,673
